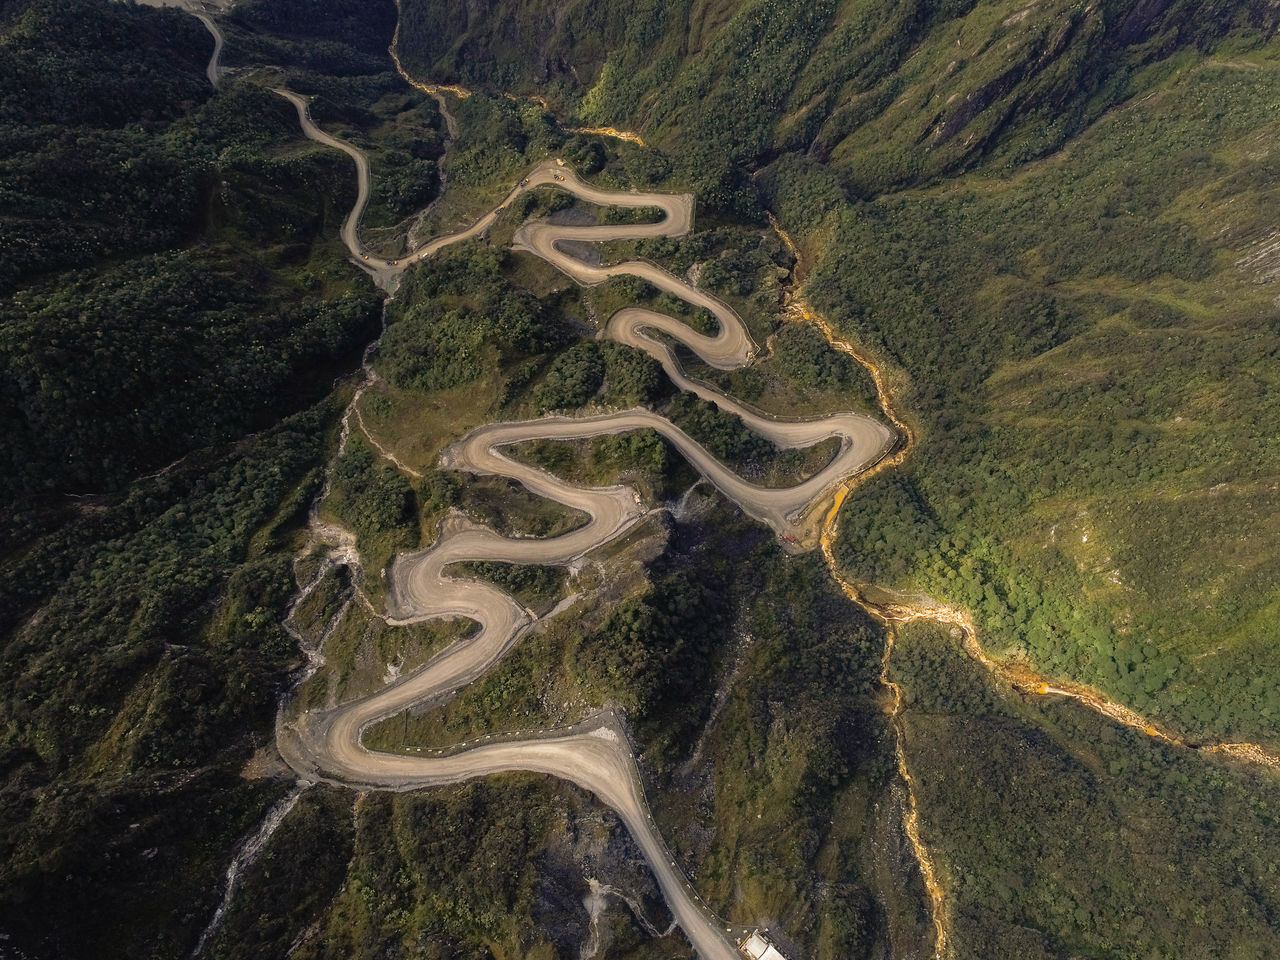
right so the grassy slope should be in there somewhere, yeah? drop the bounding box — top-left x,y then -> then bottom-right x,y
0,7 -> 384,511
398,0 -> 1277,199
395,0 -> 1280,744
892,619 -> 1280,958
818,52 -> 1280,743
391,1 -> 1280,956
203,779 -> 698,960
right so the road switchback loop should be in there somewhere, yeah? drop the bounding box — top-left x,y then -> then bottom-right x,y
275,95 -> 896,957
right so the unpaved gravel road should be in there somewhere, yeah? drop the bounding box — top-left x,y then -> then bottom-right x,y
275,100 -> 894,958
136,0 -> 226,88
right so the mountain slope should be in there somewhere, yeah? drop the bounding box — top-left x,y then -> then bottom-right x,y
398,0 -> 1279,196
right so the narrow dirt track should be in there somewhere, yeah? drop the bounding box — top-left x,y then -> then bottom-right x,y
273,90 -> 375,285
137,0 -> 226,88
273,98 -> 895,958
194,12 -> 223,87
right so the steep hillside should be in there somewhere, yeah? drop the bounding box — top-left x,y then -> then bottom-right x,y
0,0 -> 427,954
397,0 -> 1280,745
389,3 -> 1280,957
814,55 -> 1280,744
398,0 -> 1279,197
4,0 -> 1279,957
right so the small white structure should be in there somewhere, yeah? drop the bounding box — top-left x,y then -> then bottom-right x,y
739,930 -> 788,960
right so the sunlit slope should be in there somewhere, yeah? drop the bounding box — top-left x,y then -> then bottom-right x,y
398,0 -> 1280,742
398,0 -> 1277,192
815,51 -> 1280,745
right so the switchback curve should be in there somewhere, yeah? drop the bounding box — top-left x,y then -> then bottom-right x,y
274,102 -> 895,958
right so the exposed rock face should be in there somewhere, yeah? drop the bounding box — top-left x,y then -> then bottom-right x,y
532,804 -> 676,958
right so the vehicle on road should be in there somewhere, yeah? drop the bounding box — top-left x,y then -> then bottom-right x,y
739,931 -> 788,960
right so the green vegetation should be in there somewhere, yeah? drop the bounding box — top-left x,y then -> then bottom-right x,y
774,324 -> 878,406
820,57 -> 1280,743
224,0 -> 400,75
455,474 -> 589,540
205,778 -> 695,960
0,0 -> 398,955
400,0 -> 1278,207
380,241 -> 573,394
1,0 -> 384,511
203,789 -> 356,960
294,603 -> 472,709
225,0 -> 451,254
448,560 -> 569,612
893,619 -> 1280,958
2,253 -> 377,506
408,92 -> 566,240
664,392 -> 840,487
682,321 -> 882,420
534,340 -> 666,412
0,399 -> 337,957
319,433 -> 422,595
10,0 -> 1280,954
602,224 -> 796,344
301,77 -> 445,235
327,436 -> 415,543
515,430 -> 698,504
642,509 -> 898,957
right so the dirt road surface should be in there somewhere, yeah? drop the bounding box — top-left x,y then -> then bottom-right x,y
274,106 -> 895,958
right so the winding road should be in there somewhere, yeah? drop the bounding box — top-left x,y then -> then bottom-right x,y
274,90 -> 375,284
273,88 -> 894,959
139,0 -> 226,87
194,12 -> 223,87
111,8 -> 1280,960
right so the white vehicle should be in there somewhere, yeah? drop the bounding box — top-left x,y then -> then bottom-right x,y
739,931 -> 788,960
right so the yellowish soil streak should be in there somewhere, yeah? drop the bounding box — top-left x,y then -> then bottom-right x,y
774,210 -> 946,957
388,17 -> 470,100
775,219 -> 1278,765
566,125 -> 646,145
773,212 -> 1280,958
820,487 -> 949,960
388,27 -> 645,146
